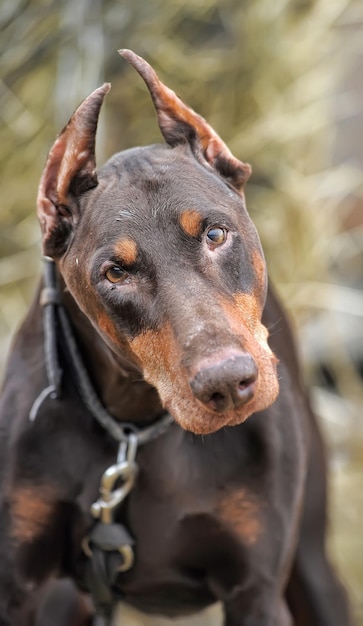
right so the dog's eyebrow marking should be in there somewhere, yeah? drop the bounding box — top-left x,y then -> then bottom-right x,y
179,209 -> 203,238
113,237 -> 138,265
10,486 -> 57,543
216,487 -> 263,545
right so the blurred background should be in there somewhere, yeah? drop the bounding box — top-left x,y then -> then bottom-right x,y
0,0 -> 362,622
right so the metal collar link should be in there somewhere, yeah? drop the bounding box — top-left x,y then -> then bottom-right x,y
91,434 -> 139,524
82,434 -> 139,585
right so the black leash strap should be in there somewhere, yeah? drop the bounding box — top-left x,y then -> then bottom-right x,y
84,522 -> 135,620
29,257 -> 62,421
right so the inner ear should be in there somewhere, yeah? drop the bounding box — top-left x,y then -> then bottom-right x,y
37,83 -> 110,257
119,50 -> 251,192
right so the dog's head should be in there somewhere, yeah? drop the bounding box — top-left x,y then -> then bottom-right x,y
37,50 -> 279,434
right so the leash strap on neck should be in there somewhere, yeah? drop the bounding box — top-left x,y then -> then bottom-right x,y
29,257 -> 62,421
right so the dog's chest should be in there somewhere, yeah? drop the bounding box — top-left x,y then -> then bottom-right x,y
99,428 -> 265,614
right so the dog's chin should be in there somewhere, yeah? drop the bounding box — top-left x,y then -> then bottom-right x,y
164,387 -> 279,436
178,412 -> 248,435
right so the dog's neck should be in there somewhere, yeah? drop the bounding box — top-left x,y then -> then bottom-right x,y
58,283 -> 164,425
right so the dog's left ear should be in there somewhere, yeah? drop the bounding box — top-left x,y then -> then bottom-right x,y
119,50 -> 251,192
37,83 -> 110,256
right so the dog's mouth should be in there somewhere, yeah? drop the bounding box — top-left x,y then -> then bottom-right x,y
129,333 -> 279,435
163,362 -> 278,435
145,355 -> 279,435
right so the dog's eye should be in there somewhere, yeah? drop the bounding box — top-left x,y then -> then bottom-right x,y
105,266 -> 126,283
206,227 -> 227,247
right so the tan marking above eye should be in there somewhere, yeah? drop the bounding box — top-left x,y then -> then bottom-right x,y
113,237 -> 138,265
179,210 -> 203,238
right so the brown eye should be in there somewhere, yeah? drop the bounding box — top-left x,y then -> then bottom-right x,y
206,227 -> 227,246
105,266 -> 125,283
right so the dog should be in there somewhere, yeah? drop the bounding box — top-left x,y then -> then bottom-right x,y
0,50 -> 351,626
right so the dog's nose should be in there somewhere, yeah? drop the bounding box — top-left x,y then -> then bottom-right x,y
189,354 -> 258,413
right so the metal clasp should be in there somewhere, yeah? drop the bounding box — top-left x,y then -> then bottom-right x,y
91,433 -> 139,524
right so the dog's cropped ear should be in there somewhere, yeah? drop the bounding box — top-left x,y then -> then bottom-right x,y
119,50 -> 251,192
37,83 -> 111,256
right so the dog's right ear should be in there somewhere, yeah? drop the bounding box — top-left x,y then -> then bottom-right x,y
119,50 -> 251,193
37,83 -> 110,257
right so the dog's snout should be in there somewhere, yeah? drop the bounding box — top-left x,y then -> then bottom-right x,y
189,354 -> 258,413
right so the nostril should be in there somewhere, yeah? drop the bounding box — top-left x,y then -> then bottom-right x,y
238,374 -> 257,390
210,392 -> 225,404
207,391 -> 230,413
234,376 -> 256,404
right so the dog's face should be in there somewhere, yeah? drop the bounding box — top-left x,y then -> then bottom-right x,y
37,51 -> 279,434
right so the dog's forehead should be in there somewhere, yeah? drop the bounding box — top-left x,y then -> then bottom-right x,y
87,143 -> 244,223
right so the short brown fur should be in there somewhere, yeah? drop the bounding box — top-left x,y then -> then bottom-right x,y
217,488 -> 262,545
179,210 -> 203,238
11,487 -> 56,543
113,237 -> 138,265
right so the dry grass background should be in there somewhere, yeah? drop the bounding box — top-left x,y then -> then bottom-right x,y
0,0 -> 362,622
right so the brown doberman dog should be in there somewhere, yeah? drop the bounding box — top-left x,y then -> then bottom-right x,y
0,51 -> 351,626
